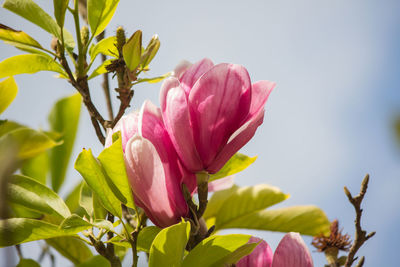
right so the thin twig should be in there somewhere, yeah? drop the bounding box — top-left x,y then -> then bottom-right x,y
96,31 -> 114,120
343,174 -> 376,267
15,244 -> 22,259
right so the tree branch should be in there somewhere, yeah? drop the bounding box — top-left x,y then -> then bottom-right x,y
343,174 -> 376,267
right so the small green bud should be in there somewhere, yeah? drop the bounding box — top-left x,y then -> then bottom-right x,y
141,34 -> 160,69
80,26 -> 89,46
116,26 -> 126,54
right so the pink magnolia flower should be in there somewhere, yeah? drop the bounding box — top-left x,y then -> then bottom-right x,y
106,101 -> 196,228
160,58 -> 275,174
237,233 -> 313,267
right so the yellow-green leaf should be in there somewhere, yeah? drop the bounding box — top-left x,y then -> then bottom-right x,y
46,236 -> 93,264
74,149 -> 122,217
48,93 -> 81,192
97,134 -> 135,209
220,205 -> 331,236
0,54 -> 66,79
182,234 -> 252,267
87,0 -> 120,37
89,36 -> 118,61
209,153 -> 257,182
0,128 -> 61,160
8,174 -> 71,218
3,0 -> 75,49
0,76 -> 18,114
149,221 -> 190,267
123,30 -> 142,71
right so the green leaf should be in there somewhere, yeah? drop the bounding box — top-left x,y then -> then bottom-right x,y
0,76 -> 18,115
212,242 -> 259,266
149,221 -> 190,267
204,184 -> 289,229
59,214 -> 114,233
0,128 -> 61,159
3,0 -> 75,49
0,54 -> 66,79
98,134 -> 135,209
88,59 -> 112,80
77,255 -> 110,267
21,152 -> 49,184
182,234 -> 252,267
209,153 -> 257,182
89,36 -> 118,61
123,30 -> 142,71
0,25 -> 46,55
0,120 -> 23,137
80,183 -> 94,216
46,236 -> 93,264
10,203 -> 41,219
0,218 -> 83,247
140,34 -> 160,69
137,226 -> 161,253
87,0 -> 120,37
16,258 -> 40,267
8,174 -> 71,218
220,205 -> 331,236
48,93 -> 81,192
64,182 -> 85,215
108,225 -> 160,252
75,149 -> 122,217
134,72 -> 171,85
53,0 -> 69,27
93,192 -> 107,220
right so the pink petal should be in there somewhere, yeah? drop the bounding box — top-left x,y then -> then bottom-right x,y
208,81 -> 274,172
172,60 -> 192,79
208,176 -> 234,192
188,63 -> 252,170
139,101 -> 193,216
236,237 -> 273,267
124,135 -> 177,227
272,233 -> 313,267
179,58 -> 214,94
110,111 -> 140,151
249,81 -> 275,117
160,77 -> 203,172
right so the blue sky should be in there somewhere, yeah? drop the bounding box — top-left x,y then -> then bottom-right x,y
1,0 -> 400,266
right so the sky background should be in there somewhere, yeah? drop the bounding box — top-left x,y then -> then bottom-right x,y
1,0 -> 400,266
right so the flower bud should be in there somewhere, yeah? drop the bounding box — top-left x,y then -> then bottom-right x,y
80,26 -> 89,47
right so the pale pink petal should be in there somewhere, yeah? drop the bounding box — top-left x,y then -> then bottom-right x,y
180,58 -> 214,94
272,233 -> 313,267
160,77 -> 202,172
124,135 -> 177,227
139,101 -> 193,216
249,81 -> 275,117
111,111 -> 139,151
188,63 -> 252,170
172,60 -> 192,79
236,237 -> 273,267
208,176 -> 234,192
104,128 -> 113,148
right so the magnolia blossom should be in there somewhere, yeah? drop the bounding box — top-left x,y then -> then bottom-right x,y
237,233 -> 313,267
106,101 -> 196,228
160,58 -> 275,174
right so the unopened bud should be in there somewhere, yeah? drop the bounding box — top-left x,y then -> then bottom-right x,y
50,37 -> 59,52
116,26 -> 126,54
80,26 -> 89,46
